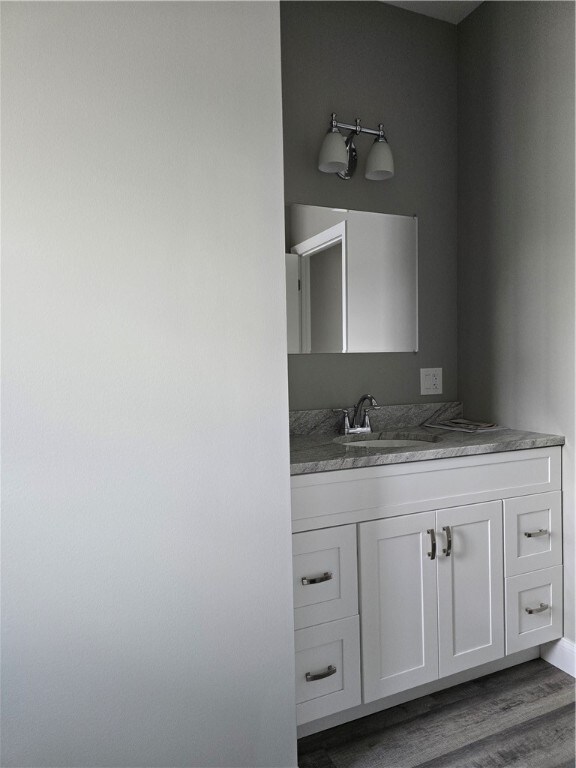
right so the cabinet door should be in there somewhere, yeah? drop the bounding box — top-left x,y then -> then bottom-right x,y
437,501 -> 504,677
359,512 -> 438,701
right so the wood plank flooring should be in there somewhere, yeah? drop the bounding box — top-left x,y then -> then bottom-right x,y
298,659 -> 575,768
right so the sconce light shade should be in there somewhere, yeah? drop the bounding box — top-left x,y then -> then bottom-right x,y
365,138 -> 394,181
318,130 -> 348,174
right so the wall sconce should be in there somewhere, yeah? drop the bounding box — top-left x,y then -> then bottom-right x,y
318,113 -> 394,181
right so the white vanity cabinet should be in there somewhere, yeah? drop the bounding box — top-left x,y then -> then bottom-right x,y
291,446 -> 563,727
359,501 -> 504,701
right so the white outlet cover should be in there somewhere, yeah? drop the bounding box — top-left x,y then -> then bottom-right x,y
420,367 -> 443,395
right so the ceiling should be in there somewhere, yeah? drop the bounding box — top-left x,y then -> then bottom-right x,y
383,1 -> 483,25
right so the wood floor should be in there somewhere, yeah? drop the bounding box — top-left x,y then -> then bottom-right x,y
298,659 -> 575,768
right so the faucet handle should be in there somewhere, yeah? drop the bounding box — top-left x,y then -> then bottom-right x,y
363,412 -> 371,430
332,408 -> 351,434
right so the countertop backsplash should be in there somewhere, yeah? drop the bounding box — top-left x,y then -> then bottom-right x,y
289,401 -> 463,436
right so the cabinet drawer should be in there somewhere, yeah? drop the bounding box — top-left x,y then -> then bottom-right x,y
505,566 -> 563,654
294,616 -> 361,725
292,525 -> 358,630
504,492 -> 562,576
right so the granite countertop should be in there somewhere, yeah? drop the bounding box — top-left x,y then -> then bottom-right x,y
289,403 -> 564,476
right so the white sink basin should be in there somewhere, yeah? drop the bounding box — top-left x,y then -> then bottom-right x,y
341,438 -> 433,448
333,432 -> 437,450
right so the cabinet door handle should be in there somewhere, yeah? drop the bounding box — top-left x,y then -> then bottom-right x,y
301,571 -> 333,586
525,602 -> 550,614
442,525 -> 452,557
427,529 -> 436,560
305,665 -> 337,682
524,528 -> 549,538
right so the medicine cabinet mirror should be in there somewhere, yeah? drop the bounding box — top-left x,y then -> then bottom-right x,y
285,204 -> 418,353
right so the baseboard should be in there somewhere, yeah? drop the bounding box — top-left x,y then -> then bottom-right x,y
540,637 -> 576,677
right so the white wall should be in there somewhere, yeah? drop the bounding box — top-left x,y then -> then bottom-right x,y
1,3 -> 297,766
458,2 -> 575,642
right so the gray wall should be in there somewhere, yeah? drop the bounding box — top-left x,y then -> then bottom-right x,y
1,4 -> 297,766
458,2 -> 575,641
281,1 -> 458,410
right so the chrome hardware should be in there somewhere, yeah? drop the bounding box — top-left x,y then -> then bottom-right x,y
524,528 -> 548,538
337,133 -> 358,181
329,115 -> 385,138
427,528 -> 436,560
351,394 -> 378,432
346,424 -> 371,435
332,408 -> 352,434
301,571 -> 333,586
442,525 -> 452,557
306,665 -> 337,682
525,602 -> 550,615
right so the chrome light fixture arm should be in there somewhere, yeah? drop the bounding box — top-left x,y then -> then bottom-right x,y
332,116 -> 383,139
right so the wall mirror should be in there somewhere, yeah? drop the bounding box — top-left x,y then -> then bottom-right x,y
285,204 -> 418,353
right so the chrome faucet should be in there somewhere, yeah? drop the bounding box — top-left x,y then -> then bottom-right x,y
333,394 -> 379,435
350,393 -> 378,433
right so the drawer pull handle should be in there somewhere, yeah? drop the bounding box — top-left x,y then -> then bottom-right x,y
301,571 -> 333,586
525,602 -> 550,615
524,528 -> 549,538
306,665 -> 337,682
442,525 -> 452,557
427,529 -> 436,560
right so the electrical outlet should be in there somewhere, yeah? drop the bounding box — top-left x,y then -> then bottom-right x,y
420,368 -> 442,396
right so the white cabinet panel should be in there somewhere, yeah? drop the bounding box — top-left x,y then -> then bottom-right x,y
437,502 -> 504,676
292,448 -> 561,532
359,512 -> 438,701
294,616 -> 361,725
506,566 -> 563,653
503,492 -> 562,576
292,525 -> 357,630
